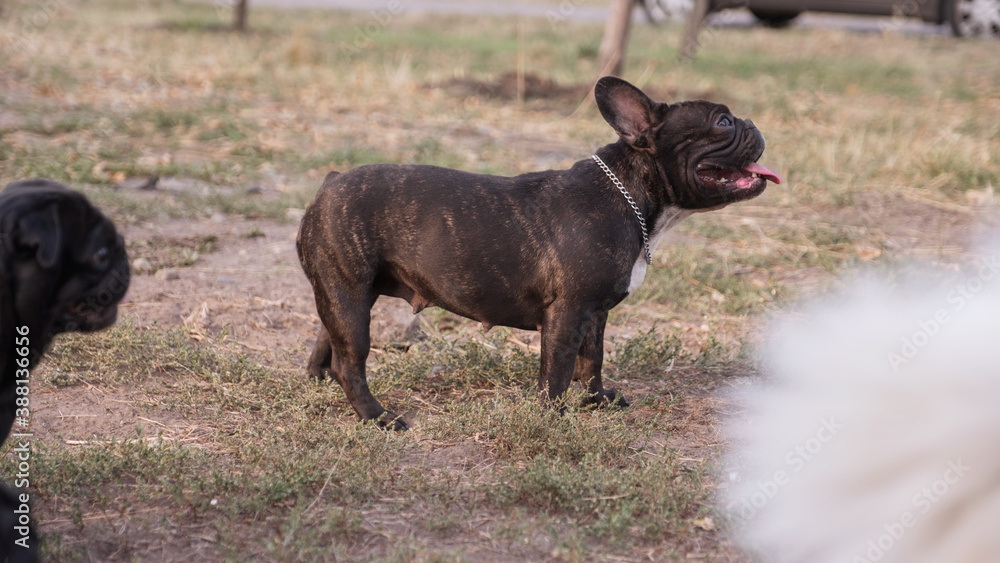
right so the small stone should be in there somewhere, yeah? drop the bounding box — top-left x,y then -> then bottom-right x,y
246,185 -> 264,195
132,257 -> 153,273
157,176 -> 201,192
286,208 -> 306,222
270,243 -> 294,255
117,176 -> 159,191
210,213 -> 227,223
154,268 -> 180,281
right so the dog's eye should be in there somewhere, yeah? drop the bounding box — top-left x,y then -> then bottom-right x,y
93,246 -> 109,267
717,116 -> 734,128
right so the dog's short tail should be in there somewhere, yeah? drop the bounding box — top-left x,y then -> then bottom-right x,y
725,265 -> 1000,563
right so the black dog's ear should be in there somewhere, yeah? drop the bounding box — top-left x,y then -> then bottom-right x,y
594,76 -> 657,150
16,203 -> 62,269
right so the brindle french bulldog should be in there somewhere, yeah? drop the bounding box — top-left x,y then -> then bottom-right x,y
297,76 -> 781,430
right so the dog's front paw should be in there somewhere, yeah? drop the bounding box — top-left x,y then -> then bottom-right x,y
374,411 -> 409,431
584,389 -> 630,409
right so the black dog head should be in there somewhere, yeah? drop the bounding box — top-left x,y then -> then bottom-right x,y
0,179 -> 130,351
595,76 -> 781,210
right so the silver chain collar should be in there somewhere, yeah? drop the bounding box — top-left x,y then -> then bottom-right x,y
592,154 -> 652,265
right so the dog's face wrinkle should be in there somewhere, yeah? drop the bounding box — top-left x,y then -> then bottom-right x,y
643,101 -> 769,209
56,222 -> 130,332
597,90 -> 774,214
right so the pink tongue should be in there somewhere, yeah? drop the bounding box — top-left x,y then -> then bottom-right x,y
743,162 -> 782,185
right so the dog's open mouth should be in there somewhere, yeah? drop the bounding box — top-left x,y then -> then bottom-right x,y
698,162 -> 782,190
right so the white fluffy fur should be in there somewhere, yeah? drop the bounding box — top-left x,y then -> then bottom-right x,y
725,263 -> 1000,563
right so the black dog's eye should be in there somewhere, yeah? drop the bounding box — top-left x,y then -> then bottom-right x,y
93,246 -> 109,267
717,115 -> 734,128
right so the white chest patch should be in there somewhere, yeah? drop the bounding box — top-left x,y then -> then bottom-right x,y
627,206 -> 693,294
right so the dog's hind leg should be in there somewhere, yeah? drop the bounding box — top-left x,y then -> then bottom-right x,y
306,325 -> 334,381
314,284 -> 408,431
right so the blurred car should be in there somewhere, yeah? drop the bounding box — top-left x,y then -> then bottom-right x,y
641,0 -> 1000,37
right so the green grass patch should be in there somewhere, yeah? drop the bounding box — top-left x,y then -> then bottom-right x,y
427,393 -> 637,463
494,453 -> 708,543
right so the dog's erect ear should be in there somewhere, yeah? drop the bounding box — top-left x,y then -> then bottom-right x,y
16,203 -> 62,269
594,76 -> 657,150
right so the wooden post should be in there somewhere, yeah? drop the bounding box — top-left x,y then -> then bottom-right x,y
234,0 -> 249,32
597,0 -> 634,77
679,0 -> 709,61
